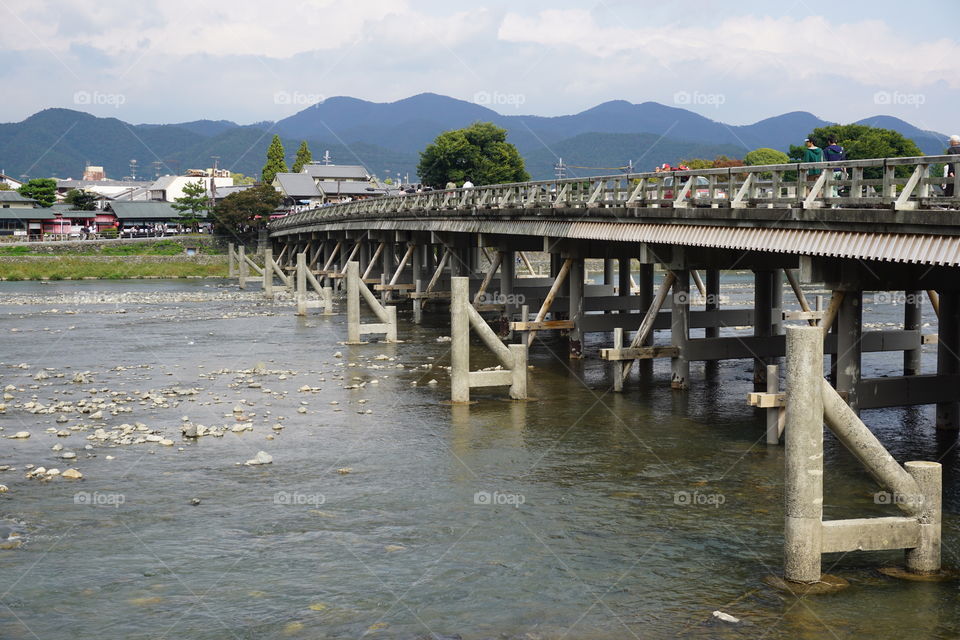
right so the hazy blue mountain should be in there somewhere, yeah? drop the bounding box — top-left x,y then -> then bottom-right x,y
162,119 -> 239,138
524,133 -> 747,180
0,95 -> 947,183
0,108 -> 202,179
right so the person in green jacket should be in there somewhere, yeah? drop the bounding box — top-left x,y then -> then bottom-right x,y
803,138 -> 823,177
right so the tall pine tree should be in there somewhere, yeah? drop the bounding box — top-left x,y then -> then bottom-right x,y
261,135 -> 288,184
292,141 -> 312,173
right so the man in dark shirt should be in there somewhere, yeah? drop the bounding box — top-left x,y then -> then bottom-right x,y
823,136 -> 845,199
946,135 -> 960,197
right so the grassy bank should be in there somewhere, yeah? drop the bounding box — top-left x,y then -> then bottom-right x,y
0,237 -> 226,256
0,256 -> 228,280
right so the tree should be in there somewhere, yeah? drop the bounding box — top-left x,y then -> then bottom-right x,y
210,185 -> 282,237
0,183 -> 10,191
18,178 -> 56,207
231,172 -> 256,185
171,180 -> 210,230
417,122 -> 529,188
291,141 -> 312,173
64,188 -> 98,210
788,124 -> 922,178
261,135 -> 288,185
744,148 -> 791,166
712,155 -> 744,169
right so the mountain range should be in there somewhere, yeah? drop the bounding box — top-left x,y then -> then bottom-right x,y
0,93 -> 949,183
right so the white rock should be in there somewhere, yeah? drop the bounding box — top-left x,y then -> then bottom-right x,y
244,451 -> 273,466
60,452 -> 77,460
0,484 -> 7,492
712,611 -> 739,624
61,468 -> 82,480
9,431 -> 30,439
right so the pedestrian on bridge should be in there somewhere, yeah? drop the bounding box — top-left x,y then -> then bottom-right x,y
946,135 -> 960,197
803,138 -> 823,178
823,136 -> 846,198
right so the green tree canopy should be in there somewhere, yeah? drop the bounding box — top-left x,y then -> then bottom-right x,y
261,135 -> 288,185
211,185 -> 282,237
744,148 -> 791,166
0,183 -> 13,191
788,124 -> 922,178
291,141 -> 312,173
171,180 -> 210,230
18,178 -> 56,207
231,172 -> 256,185
64,188 -> 98,210
417,122 -> 529,188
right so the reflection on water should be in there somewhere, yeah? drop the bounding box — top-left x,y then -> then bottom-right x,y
0,277 -> 955,639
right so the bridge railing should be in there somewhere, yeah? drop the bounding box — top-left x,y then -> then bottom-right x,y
270,155 -> 960,231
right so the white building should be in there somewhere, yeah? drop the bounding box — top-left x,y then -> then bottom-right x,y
147,175 -> 233,202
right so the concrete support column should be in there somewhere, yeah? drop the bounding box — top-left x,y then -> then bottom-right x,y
904,290 -> 923,377
772,269 -> 784,336
263,248 -> 274,298
411,245 -> 423,324
705,269 -> 720,339
568,258 -> 584,358
754,270 -> 774,389
637,264 -> 654,346
671,269 -> 690,389
784,326 -> 825,584
381,242 -> 392,281
905,461 -> 943,573
603,259 -> 615,285
836,290 -> 863,414
499,250 -> 516,338
359,241 -> 370,275
451,277 -> 470,403
238,245 -> 248,290
550,253 -> 562,278
618,258 -> 631,313
936,291 -> 960,430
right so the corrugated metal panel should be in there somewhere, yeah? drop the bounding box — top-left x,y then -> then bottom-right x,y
274,219 -> 960,267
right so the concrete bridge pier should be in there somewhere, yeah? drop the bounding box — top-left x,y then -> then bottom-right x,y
836,290 -> 863,414
937,291 -> 960,430
568,256 -> 585,358
499,249 -> 516,338
617,258 -> 631,313
671,269 -> 690,390
904,290 -> 923,377
705,269 -> 721,339
753,270 -> 774,389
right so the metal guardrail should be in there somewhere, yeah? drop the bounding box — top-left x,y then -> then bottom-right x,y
270,155 -> 960,232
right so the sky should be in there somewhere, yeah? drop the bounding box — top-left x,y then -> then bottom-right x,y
1,0 -> 958,133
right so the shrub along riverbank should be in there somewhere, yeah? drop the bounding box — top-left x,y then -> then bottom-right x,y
0,256 -> 228,280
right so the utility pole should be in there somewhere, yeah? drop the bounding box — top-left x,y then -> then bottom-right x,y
554,157 -> 566,181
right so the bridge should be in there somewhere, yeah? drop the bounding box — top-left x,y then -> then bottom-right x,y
259,154 -> 960,585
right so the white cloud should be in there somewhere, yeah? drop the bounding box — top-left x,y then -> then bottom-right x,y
497,11 -> 960,89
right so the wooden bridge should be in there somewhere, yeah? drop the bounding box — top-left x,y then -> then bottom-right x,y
260,154 -> 960,583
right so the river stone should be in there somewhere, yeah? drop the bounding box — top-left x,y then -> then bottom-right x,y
9,431 -> 30,439
60,451 -> 77,460
62,468 -> 82,479
245,451 -> 273,465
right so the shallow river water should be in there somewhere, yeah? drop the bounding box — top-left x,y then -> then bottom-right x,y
0,277 -> 957,639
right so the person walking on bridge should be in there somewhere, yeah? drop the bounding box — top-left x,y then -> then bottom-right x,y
803,138 -> 823,177
946,135 -> 960,197
823,136 -> 846,199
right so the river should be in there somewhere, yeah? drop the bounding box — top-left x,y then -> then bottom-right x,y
0,277 -> 956,639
